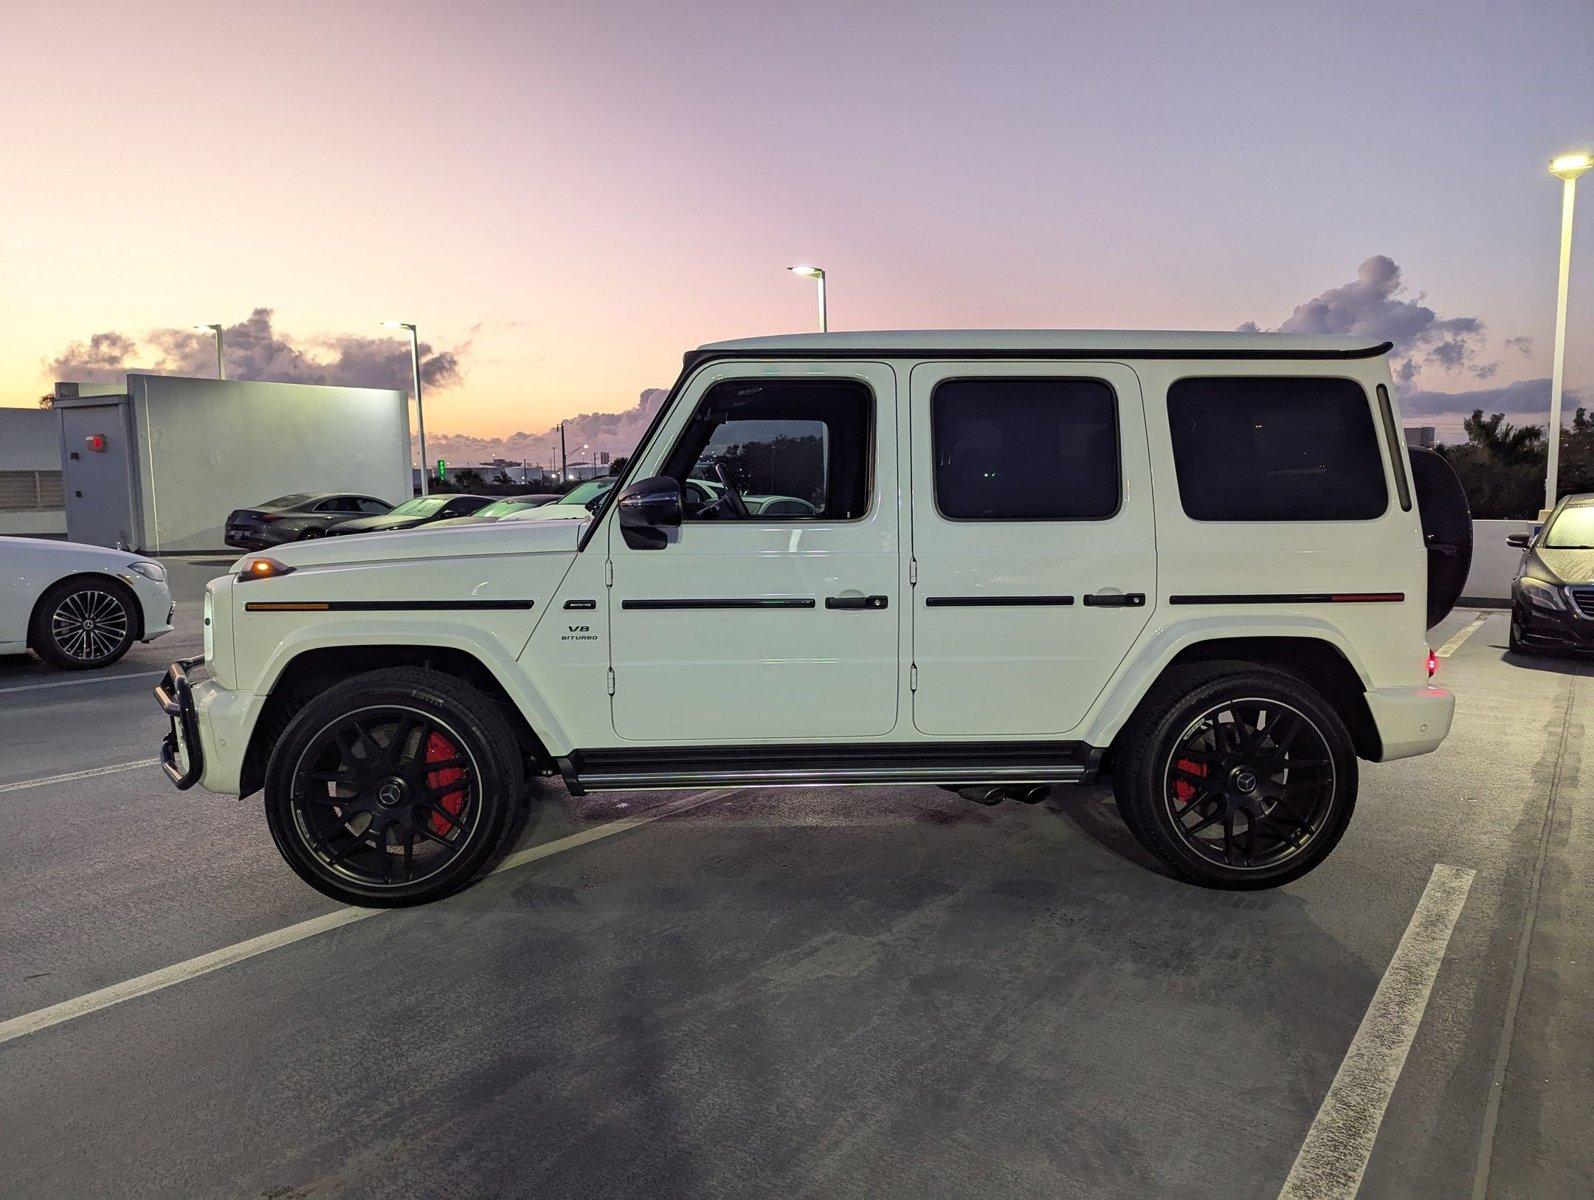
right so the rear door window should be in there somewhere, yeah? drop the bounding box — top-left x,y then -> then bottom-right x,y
930,377 -> 1119,520
1167,377 -> 1388,521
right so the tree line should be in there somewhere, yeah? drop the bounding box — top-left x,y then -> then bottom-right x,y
1434,407 -> 1594,519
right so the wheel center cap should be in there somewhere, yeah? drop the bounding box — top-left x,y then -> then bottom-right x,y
376,778 -> 408,808
1231,768 -> 1259,796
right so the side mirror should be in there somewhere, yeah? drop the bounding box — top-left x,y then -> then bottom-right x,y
1506,532 -> 1531,549
617,476 -> 682,550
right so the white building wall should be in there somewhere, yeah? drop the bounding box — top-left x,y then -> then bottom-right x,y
126,375 -> 410,552
0,408 -> 67,536
1460,519 -> 1538,604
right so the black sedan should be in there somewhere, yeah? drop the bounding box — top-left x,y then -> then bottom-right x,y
1508,493 -> 1594,655
324,494 -> 495,536
225,493 -> 395,549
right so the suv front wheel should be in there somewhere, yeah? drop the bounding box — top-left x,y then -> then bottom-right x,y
263,667 -> 523,906
1112,663 -> 1357,889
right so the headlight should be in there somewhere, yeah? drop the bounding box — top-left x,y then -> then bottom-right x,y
128,561 -> 167,582
1520,578 -> 1565,611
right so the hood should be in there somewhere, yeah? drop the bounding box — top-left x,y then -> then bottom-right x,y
0,535 -> 140,569
232,515 -> 587,572
1527,546 -> 1594,585
508,502 -> 596,523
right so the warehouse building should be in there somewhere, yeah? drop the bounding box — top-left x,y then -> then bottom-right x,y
53,374 -> 411,553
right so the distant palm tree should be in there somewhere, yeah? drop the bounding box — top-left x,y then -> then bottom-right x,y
452,468 -> 488,491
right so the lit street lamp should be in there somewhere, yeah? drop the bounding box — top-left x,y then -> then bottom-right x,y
787,265 -> 827,332
382,320 -> 429,496
1545,151 -> 1592,513
193,324 -> 224,379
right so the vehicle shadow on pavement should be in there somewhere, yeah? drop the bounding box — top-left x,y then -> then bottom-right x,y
1043,784 -> 1172,877
1497,647 -> 1594,675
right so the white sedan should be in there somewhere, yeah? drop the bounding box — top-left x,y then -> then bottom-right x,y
0,537 -> 174,669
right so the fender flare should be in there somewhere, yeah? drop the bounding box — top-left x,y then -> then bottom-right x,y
1079,614 -> 1374,749
255,618 -> 575,755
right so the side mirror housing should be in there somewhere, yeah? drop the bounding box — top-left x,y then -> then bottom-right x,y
617,476 -> 682,549
1506,532 -> 1531,548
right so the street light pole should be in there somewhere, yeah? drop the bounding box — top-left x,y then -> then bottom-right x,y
383,320 -> 428,496
1545,153 -> 1592,514
193,324 -> 224,379
787,265 -> 827,332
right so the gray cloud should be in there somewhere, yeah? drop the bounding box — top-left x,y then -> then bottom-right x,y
47,307 -> 463,392
1398,376 -> 1584,420
416,389 -> 670,466
1245,255 -> 1490,384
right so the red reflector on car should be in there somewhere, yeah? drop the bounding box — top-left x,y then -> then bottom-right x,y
1427,650 -> 1437,677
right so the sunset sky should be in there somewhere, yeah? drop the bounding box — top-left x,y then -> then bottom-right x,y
2,0 -> 1590,448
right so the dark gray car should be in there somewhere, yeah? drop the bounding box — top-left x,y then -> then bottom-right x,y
1508,493 -> 1594,655
225,493 -> 394,549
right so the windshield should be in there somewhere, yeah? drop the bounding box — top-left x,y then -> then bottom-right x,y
560,479 -> 614,506
387,496 -> 450,517
263,493 -> 312,509
1544,505 -> 1594,548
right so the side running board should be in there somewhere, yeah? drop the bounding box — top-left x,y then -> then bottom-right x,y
557,741 -> 1103,795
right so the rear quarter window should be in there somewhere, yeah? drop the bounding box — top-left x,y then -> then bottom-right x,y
1167,377 -> 1389,521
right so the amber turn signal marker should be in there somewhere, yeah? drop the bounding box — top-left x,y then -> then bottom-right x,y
237,556 -> 296,582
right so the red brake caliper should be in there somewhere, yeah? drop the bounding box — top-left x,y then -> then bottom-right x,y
425,731 -> 466,835
1173,758 -> 1207,806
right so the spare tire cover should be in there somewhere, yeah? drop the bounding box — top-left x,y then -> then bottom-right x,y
1408,446 -> 1473,628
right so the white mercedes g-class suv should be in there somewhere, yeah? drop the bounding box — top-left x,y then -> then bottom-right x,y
158,331 -> 1462,907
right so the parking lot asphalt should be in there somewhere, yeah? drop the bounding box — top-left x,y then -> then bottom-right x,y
1,562 -> 1589,1199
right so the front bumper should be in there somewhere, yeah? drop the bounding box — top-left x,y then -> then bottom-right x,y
1364,683 -> 1455,762
155,657 -> 205,788
1513,597 -> 1594,653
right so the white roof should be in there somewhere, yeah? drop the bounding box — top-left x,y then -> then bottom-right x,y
699,329 -> 1386,355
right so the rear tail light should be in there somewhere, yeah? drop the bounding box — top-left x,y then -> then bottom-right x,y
257,513 -> 283,523
1427,649 -> 1437,677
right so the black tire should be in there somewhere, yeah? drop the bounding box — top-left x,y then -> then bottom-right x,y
29,575 -> 139,669
298,527 -> 325,540
263,667 -> 523,906
1112,662 -> 1357,890
1507,611 -> 1534,656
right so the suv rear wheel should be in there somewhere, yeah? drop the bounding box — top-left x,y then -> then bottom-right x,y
1112,662 -> 1357,889
263,667 -> 522,906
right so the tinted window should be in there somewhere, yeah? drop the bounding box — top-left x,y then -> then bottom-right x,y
664,379 -> 872,521
264,493 -> 312,508
356,498 -> 392,514
315,497 -> 358,513
931,378 -> 1119,520
1167,377 -> 1388,521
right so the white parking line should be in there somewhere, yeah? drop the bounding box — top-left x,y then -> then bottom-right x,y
0,787 -> 735,1047
1278,863 -> 1476,1199
0,669 -> 165,695
0,759 -> 161,794
1435,613 -> 1491,658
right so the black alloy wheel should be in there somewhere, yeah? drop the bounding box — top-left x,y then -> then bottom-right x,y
1113,663 -> 1357,889
1160,697 -> 1335,872
31,577 -> 138,669
264,668 -> 521,906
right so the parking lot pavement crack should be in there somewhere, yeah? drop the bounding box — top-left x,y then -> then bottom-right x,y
1469,665 -> 1586,1200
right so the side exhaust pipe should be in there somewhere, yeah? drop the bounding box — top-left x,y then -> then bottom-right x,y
944,784 -> 1052,806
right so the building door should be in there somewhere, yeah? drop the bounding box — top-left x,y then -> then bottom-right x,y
58,402 -> 138,550
607,362 -> 901,742
908,362 -> 1157,736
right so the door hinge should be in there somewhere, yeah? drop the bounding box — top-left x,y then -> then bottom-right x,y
606,667 -> 616,695
909,558 -> 918,585
604,559 -> 614,586
910,663 -> 918,691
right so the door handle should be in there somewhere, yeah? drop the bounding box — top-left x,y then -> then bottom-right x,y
825,595 -> 889,610
1083,592 -> 1146,608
